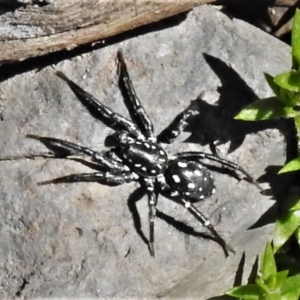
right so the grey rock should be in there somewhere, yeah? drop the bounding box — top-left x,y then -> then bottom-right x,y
0,5 -> 290,299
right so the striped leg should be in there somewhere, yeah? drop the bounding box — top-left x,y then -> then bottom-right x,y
39,171 -> 138,186
158,180 -> 233,257
143,178 -> 158,256
56,71 -> 142,138
172,152 -> 262,190
180,199 -> 233,257
127,187 -> 149,247
117,50 -> 154,140
27,135 -> 128,172
157,108 -> 198,144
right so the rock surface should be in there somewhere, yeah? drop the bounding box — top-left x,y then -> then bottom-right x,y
0,5 -> 291,299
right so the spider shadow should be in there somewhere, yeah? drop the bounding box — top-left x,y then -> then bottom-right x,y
249,164 -> 300,230
127,186 -> 225,255
206,252 -> 259,300
184,54 -> 297,231
186,53 -> 290,152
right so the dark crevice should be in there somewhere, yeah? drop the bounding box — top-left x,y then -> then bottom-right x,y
15,276 -> 30,297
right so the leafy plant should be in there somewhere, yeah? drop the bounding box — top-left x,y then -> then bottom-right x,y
225,9 -> 300,300
235,9 -> 300,174
273,194 -> 300,253
225,242 -> 300,300
234,9 -> 300,256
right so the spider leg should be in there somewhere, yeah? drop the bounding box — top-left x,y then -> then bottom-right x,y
104,150 -> 123,163
39,170 -> 138,186
27,134 -> 128,172
0,152 -> 53,161
117,49 -> 154,140
56,71 -> 142,138
158,180 -> 233,257
157,107 -> 198,144
143,178 -> 158,257
180,198 -> 234,257
127,187 -> 149,248
172,152 -> 262,190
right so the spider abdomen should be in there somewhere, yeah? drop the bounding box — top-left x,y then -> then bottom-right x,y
165,159 -> 216,201
122,141 -> 169,177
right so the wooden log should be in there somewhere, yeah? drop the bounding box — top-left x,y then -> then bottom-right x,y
0,0 -> 297,65
0,0 -> 217,64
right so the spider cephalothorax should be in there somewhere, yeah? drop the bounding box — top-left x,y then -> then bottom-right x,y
3,50 -> 260,257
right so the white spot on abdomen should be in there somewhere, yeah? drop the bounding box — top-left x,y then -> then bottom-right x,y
177,162 -> 187,168
188,183 -> 195,189
172,175 -> 180,183
194,170 -> 202,176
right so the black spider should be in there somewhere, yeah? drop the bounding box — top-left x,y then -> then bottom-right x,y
3,50 -> 260,257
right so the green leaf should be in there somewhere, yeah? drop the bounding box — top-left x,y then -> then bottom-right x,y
281,273 -> 300,294
296,226 -> 300,247
279,89 -> 300,107
235,97 -> 298,121
225,284 -> 263,299
292,9 -> 300,70
265,73 -> 281,97
294,115 -> 300,142
274,71 -> 300,93
278,157 -> 300,173
264,73 -> 300,107
255,277 -> 269,292
261,242 -> 277,281
265,273 -> 277,290
282,289 -> 300,300
265,293 -> 282,300
274,270 -> 289,290
273,210 -> 300,252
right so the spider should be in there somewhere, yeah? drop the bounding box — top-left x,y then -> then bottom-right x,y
2,50 -> 260,257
